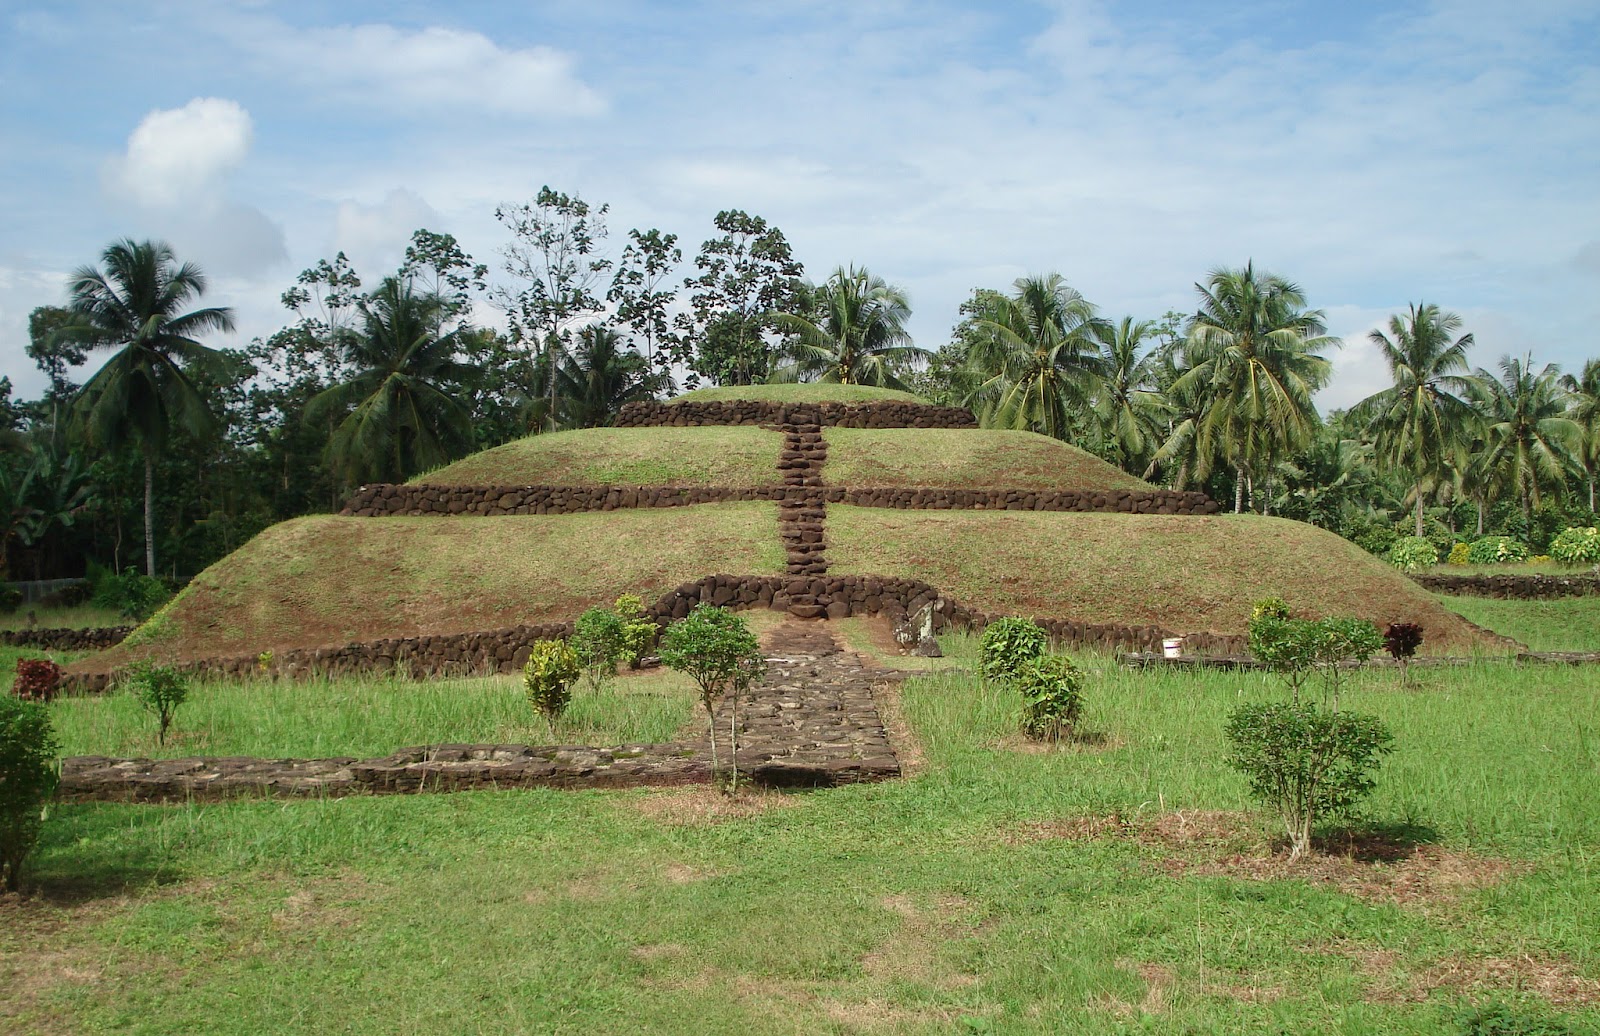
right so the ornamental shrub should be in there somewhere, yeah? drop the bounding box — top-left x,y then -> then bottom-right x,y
120,660 -> 188,746
1467,536 -> 1529,565
1247,600 -> 1381,707
1225,701 -> 1394,860
1015,654 -> 1084,742
1382,623 -> 1424,661
1549,526 -> 1600,567
1447,542 -> 1470,566
979,618 -> 1048,682
571,606 -> 627,692
12,659 -> 64,702
1387,535 -> 1439,572
659,605 -> 766,791
523,639 -> 580,735
613,593 -> 658,669
90,565 -> 172,621
1,695 -> 61,891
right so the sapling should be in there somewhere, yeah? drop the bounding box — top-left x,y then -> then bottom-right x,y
659,604 -> 765,792
524,640 -> 580,736
571,606 -> 627,693
121,660 -> 189,746
1383,623 -> 1424,687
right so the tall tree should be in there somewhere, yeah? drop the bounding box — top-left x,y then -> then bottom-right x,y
493,187 -> 612,429
680,210 -> 804,386
966,274 -> 1108,440
770,266 -> 926,388
400,229 -> 487,328
1469,354 -> 1580,524
556,325 -> 671,429
1091,316 -> 1168,474
63,239 -> 235,576
306,277 -> 475,485
1562,358 -> 1600,514
1170,263 -> 1334,512
1349,303 -> 1479,536
608,228 -> 682,374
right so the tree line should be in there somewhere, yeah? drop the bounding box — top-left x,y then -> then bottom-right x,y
3,185 -> 1597,585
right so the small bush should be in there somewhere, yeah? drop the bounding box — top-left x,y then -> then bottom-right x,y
11,659 -> 64,702
91,567 -> 172,621
1,695 -> 61,891
1015,654 -> 1084,742
1387,535 -> 1439,572
1225,701 -> 1394,860
119,660 -> 189,745
0,587 -> 21,614
1467,536 -> 1529,565
1446,542 -> 1470,565
1382,623 -> 1423,661
1549,526 -> 1600,567
979,618 -> 1048,682
571,606 -> 627,692
614,593 -> 658,668
660,605 -> 766,790
523,639 -> 580,735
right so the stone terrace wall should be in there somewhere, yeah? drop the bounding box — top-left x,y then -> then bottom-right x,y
614,399 -> 977,429
1414,573 -> 1600,599
2,626 -> 132,651
342,483 -> 1219,517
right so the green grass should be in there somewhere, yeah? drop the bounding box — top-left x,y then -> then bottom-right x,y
1440,595 -> 1600,652
10,625 -> 1600,1034
0,603 -> 126,631
827,507 -> 1499,654
412,427 -> 785,487
668,383 -> 928,405
49,668 -> 701,759
824,427 -> 1150,491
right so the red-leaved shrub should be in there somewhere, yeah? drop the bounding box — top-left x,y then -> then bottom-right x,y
12,659 -> 64,702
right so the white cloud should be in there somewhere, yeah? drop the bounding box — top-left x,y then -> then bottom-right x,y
107,97 -> 253,208
333,188 -> 444,280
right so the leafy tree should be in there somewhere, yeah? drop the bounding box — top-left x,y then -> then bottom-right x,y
967,274 -> 1109,440
400,230 -> 487,325
1169,263 -> 1334,512
659,604 -> 766,792
1469,355 -> 1581,524
1350,303 -> 1479,536
608,228 -> 683,373
122,660 -> 189,746
493,187 -> 612,429
306,277 -> 475,485
63,239 -> 235,576
1561,358 -> 1600,514
0,695 -> 60,891
770,265 -> 927,388
680,210 -> 804,386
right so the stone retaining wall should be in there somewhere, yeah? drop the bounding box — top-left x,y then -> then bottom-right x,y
1414,573 -> 1600,598
2,626 -> 132,651
341,483 -> 1219,518
615,399 -> 977,429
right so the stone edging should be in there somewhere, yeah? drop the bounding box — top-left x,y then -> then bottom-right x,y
2,626 -> 133,651
615,399 -> 977,428
1413,573 -> 1600,598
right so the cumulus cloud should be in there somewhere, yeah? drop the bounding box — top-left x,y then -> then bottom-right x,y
107,97 -> 253,208
333,188 -> 444,279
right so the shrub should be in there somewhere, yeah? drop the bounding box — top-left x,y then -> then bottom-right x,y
571,606 -> 627,692
90,566 -> 172,621
0,587 -> 21,614
1248,600 -> 1382,707
1382,623 -> 1423,661
1225,701 -> 1394,860
1,695 -> 61,891
1015,654 -> 1084,742
523,639 -> 580,735
1447,542 -> 1470,565
1548,526 -> 1600,567
659,605 -> 766,791
11,659 -> 64,702
1467,536 -> 1529,565
1387,535 -> 1439,572
979,618 -> 1048,682
119,660 -> 189,746
614,593 -> 658,669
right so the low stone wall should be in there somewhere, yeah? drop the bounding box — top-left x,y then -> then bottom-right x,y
1414,573 -> 1600,598
2,626 -> 132,651
341,483 -> 1219,518
614,399 -> 977,429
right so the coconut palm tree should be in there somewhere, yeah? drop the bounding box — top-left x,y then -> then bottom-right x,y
1468,355 -> 1580,524
770,266 -> 925,388
1562,358 -> 1600,514
1170,263 -> 1334,512
556,324 -> 671,429
64,239 -> 235,576
1091,317 -> 1169,475
1349,303 -> 1480,536
306,277 -> 475,485
965,274 -> 1109,440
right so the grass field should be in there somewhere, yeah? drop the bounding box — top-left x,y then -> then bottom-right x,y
668,383 -> 927,405
82,504 -> 786,669
0,604 -> 125,632
7,616 -> 1598,1034
824,428 -> 1150,491
1440,595 -> 1600,652
412,427 -> 785,488
827,507 -> 1497,653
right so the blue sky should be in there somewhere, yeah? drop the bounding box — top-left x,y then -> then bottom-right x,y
2,0 -> 1597,408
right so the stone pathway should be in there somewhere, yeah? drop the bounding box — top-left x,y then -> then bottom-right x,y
57,620 -> 905,803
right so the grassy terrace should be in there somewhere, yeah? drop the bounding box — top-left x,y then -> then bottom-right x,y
1442,595 -> 1600,652
827,507 -> 1495,653
82,504 -> 785,667
824,427 -> 1150,491
412,427 -> 784,488
8,613 -> 1599,1034
667,383 -> 927,405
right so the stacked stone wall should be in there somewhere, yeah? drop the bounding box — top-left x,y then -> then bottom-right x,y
1413,573 -> 1600,599
2,626 -> 132,651
614,399 -> 977,429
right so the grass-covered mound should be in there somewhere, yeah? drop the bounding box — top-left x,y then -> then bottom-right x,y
827,507 -> 1496,652
86,504 -> 785,668
825,428 -> 1150,491
412,427 -> 783,488
667,383 -> 927,405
